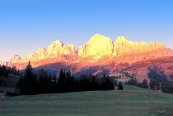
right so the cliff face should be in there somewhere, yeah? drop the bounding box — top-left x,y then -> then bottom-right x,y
78,34 -> 114,58
113,36 -> 165,56
9,34 -> 171,70
0,60 -> 3,65
47,40 -> 75,56
10,55 -> 22,64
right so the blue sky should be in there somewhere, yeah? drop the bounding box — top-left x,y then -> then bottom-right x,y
0,0 -> 173,61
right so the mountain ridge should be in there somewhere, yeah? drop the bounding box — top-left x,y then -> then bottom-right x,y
10,34 -> 166,65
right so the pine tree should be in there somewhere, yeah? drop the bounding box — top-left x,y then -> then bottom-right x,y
117,82 -> 123,90
58,69 -> 66,92
141,79 -> 148,89
19,62 -> 38,95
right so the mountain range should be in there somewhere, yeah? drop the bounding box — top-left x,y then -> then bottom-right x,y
8,34 -> 173,81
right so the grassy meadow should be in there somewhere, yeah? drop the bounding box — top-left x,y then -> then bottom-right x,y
0,85 -> 173,116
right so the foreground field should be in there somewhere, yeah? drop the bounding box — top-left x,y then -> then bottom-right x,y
0,86 -> 173,116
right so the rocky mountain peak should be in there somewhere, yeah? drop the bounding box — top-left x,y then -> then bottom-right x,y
36,48 -> 47,60
78,34 -> 114,57
10,55 -> 22,64
88,34 -> 112,43
52,40 -> 63,46
47,40 -> 64,55
115,35 -> 128,45
0,60 -> 2,65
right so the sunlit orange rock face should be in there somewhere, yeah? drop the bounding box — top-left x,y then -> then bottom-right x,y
10,55 -> 22,64
0,60 -> 3,65
9,34 -> 173,81
114,36 -> 165,56
11,40 -> 76,64
47,40 -> 75,56
78,34 -> 114,58
78,34 -> 165,58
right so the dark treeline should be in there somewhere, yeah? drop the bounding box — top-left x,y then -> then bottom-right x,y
161,81 -> 173,93
148,69 -> 173,93
16,62 -> 115,95
149,79 -> 173,94
126,76 -> 173,94
0,65 -> 20,86
125,77 -> 148,89
0,65 -> 20,77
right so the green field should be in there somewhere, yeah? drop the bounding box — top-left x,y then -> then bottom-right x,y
0,86 -> 173,116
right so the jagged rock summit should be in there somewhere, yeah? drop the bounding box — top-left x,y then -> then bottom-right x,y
113,36 -> 165,56
10,55 -> 22,64
47,40 -> 75,56
78,34 -> 114,57
11,39 -> 76,64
